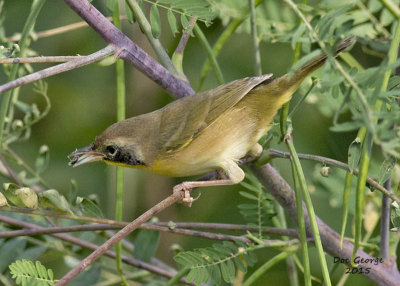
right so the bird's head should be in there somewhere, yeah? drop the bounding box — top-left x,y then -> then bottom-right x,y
68,120 -> 146,168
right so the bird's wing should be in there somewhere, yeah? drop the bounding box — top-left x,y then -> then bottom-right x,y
159,74 -> 273,153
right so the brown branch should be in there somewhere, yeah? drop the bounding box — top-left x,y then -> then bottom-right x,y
154,222 -> 298,237
174,17 -> 197,55
0,221 -> 251,243
0,56 -> 82,64
56,191 -> 184,285
63,0 -> 194,98
0,45 -> 116,94
250,163 -> 400,286
0,205 -> 297,238
268,148 -> 400,202
380,178 -> 391,260
0,215 -> 187,282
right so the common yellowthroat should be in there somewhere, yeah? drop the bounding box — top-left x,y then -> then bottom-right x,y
69,40 -> 352,205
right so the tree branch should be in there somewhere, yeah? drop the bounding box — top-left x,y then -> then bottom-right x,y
250,163 -> 400,286
0,219 -> 277,243
0,56 -> 82,64
56,191 -> 184,285
0,45 -> 116,94
63,0 -> 194,98
0,215 -> 187,282
268,149 -> 400,202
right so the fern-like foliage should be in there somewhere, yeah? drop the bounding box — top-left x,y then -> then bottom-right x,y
9,259 -> 56,286
174,241 -> 257,285
239,171 -> 275,238
124,0 -> 215,38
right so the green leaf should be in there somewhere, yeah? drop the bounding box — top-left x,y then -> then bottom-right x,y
167,9 -> 178,36
210,265 -> 221,285
2,183 -> 38,208
220,261 -> 231,283
39,189 -> 73,214
133,228 -> 160,262
75,196 -> 103,218
181,14 -> 189,30
378,156 -> 396,185
234,256 -> 246,273
150,4 -> 161,38
238,191 -> 258,201
97,55 -> 117,66
36,260 -> 47,279
348,137 -> 362,173
0,191 -> 7,206
391,207 -> 400,228
368,0 -> 382,13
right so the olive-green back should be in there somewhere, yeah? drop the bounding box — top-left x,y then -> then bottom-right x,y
158,74 -> 273,152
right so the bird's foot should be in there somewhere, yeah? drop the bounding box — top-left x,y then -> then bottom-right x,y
173,182 -> 200,207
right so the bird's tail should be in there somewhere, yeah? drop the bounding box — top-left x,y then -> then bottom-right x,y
252,38 -> 354,108
294,38 -> 354,79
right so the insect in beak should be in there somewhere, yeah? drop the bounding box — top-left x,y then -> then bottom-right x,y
68,144 -> 104,167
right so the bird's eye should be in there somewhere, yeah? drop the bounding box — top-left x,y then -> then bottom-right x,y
106,145 -> 118,156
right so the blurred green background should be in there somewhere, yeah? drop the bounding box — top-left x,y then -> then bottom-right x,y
0,0 -> 384,285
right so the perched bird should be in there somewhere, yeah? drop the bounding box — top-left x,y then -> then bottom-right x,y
69,39 -> 352,205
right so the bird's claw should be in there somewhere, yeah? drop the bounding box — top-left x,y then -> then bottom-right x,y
173,183 -> 200,207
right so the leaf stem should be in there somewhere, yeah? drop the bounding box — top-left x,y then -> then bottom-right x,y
289,158 -> 311,286
125,0 -> 179,76
113,2 -> 128,285
0,0 -> 46,143
285,134 -> 331,286
242,250 -> 296,286
193,24 -> 224,85
249,0 -> 262,76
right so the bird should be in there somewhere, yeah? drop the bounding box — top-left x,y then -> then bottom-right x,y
69,39 -> 353,206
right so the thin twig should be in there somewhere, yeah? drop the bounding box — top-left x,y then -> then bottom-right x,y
249,0 -> 262,76
0,45 -> 116,94
193,24 -> 224,85
356,1 -> 391,38
380,170 -> 392,260
0,56 -> 82,64
379,0 -> 400,18
0,202 -> 301,239
268,149 -> 400,202
174,17 -> 197,55
0,215 -> 187,282
56,191 -> 184,285
0,221 -> 248,243
172,17 -> 197,77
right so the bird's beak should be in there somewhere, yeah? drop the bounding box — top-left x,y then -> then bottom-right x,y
68,144 -> 104,167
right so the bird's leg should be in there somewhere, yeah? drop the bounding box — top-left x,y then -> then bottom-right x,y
173,179 -> 235,207
247,143 -> 263,157
173,161 -> 244,207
